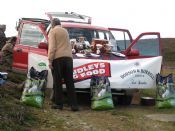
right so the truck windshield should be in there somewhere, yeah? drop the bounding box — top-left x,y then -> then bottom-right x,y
65,27 -> 114,43
46,26 -> 121,52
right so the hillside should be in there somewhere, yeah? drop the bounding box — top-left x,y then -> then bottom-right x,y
0,38 -> 175,130
161,38 -> 175,66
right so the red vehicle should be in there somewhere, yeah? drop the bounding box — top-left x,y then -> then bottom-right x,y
11,12 -> 162,102
13,12 -> 161,71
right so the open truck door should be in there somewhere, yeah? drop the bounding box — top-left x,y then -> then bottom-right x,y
124,32 -> 161,59
13,19 -> 48,73
109,28 -> 161,59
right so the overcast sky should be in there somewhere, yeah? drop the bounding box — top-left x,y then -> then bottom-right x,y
0,0 -> 174,38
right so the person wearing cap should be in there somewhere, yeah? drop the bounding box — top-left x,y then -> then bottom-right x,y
0,36 -> 16,71
48,18 -> 79,111
0,24 -> 7,50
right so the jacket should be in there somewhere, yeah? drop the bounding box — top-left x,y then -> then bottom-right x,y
48,25 -> 72,62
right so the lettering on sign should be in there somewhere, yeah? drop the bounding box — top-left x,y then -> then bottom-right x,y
73,62 -> 111,82
120,69 -> 155,80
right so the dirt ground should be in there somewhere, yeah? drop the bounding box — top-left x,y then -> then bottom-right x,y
1,81 -> 175,131
29,93 -> 175,131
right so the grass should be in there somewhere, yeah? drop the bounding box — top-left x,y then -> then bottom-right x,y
161,38 -> 175,67
0,68 -> 174,130
0,38 -> 174,130
0,84 -> 38,130
7,72 -> 26,84
0,66 -> 66,130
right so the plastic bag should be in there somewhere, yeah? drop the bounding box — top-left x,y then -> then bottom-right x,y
0,72 -> 8,86
21,67 -> 48,108
156,73 -> 175,108
90,75 -> 114,110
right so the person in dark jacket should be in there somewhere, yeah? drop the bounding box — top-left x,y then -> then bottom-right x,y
48,18 -> 79,111
0,24 -> 7,50
0,36 -> 16,71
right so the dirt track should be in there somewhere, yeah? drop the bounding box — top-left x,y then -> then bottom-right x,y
31,96 -> 175,131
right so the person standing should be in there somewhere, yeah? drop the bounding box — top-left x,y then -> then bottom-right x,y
48,18 -> 79,111
0,24 -> 7,50
0,36 -> 16,71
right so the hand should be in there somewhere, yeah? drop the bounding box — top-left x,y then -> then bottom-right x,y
49,61 -> 53,69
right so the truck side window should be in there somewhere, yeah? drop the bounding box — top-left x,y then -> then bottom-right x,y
20,24 -> 46,47
98,31 -> 105,39
110,31 -> 131,50
132,34 -> 160,56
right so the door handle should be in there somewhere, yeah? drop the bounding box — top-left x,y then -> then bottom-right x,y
16,48 -> 22,52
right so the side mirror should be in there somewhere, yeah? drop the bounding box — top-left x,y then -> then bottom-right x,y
38,42 -> 48,49
128,49 -> 140,56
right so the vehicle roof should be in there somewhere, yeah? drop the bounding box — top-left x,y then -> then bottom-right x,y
20,18 -> 109,31
61,22 -> 109,31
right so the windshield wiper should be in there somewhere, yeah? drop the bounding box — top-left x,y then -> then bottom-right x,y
111,52 -> 126,57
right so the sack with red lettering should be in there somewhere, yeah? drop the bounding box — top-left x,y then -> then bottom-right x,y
90,75 -> 114,110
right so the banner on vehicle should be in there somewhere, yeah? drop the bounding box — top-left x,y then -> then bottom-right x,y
73,62 -> 111,82
28,52 -> 162,89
